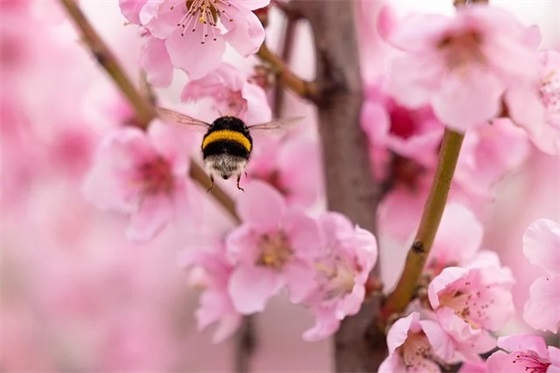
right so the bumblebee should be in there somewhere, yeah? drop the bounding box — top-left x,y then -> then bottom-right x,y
158,108 -> 298,191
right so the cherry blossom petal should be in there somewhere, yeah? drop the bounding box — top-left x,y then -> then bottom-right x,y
242,0 -> 270,10
497,335 -> 549,357
236,181 -> 285,229
431,68 -> 501,131
228,266 -> 282,314
523,275 -> 560,333
165,28 -> 225,79
119,0 -> 148,24
222,5 -> 265,56
523,219 -> 560,274
141,37 -> 174,87
126,195 -> 173,242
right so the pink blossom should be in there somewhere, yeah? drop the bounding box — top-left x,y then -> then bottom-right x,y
505,51 -> 560,154
379,312 -> 455,372
247,136 -> 322,208
384,5 -> 540,131
181,63 -> 271,124
428,263 -> 515,359
459,360 -> 488,373
121,0 -> 270,79
82,120 -> 194,242
455,118 -> 531,199
487,334 -> 560,373
428,204 -> 483,272
522,218 -> 560,333
301,213 -> 377,341
361,82 -> 444,168
180,242 -> 242,343
225,181 -> 322,314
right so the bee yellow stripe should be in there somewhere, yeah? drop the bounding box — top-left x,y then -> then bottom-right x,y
202,130 -> 252,152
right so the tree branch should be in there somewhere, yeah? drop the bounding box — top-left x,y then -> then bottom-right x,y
381,129 -> 464,320
234,316 -> 257,373
257,43 -> 318,103
59,0 -> 240,223
291,1 -> 386,371
59,0 -> 155,128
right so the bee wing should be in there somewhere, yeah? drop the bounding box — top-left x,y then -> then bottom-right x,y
248,116 -> 304,132
157,107 -> 211,128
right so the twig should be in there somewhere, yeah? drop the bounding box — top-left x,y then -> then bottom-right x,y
59,0 -> 155,129
381,129 -> 464,321
234,316 -> 257,373
257,43 -> 318,102
454,0 -> 489,6
59,0 -> 240,223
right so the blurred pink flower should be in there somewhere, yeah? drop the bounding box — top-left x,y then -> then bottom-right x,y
522,218 -> 560,333
383,5 -> 539,131
505,51 -> 560,154
361,82 -> 444,168
428,262 -> 515,359
379,312 -> 455,372
301,213 -> 377,341
120,0 -> 269,79
248,136 -> 322,208
181,63 -> 271,124
181,242 -> 242,343
83,120 -> 193,242
487,334 -> 560,373
226,181 -> 322,314
428,204 -> 483,272
459,360 -> 488,373
455,118 -> 531,199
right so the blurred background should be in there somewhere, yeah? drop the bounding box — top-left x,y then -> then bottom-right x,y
1,0 -> 558,371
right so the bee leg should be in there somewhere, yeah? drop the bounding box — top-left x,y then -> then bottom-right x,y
207,175 -> 215,193
236,174 -> 245,192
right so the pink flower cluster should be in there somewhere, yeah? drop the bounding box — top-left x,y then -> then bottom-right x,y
119,0 -> 270,81
381,212 -> 560,371
381,4 -> 560,153
182,181 -> 377,342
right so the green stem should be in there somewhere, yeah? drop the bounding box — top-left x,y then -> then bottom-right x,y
382,129 -> 465,321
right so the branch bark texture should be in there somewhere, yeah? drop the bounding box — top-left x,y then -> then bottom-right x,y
292,1 -> 386,371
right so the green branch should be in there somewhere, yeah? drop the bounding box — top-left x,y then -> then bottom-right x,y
381,129 -> 465,321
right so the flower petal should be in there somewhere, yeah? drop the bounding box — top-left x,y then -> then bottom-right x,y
523,219 -> 560,274
523,275 -> 560,333
228,266 -> 282,314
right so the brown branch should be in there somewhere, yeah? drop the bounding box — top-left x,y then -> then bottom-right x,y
234,316 -> 257,373
257,43 -> 318,102
59,0 -> 240,223
291,1 -> 386,371
454,0 -> 489,6
59,0 -> 156,128
381,129 -> 464,321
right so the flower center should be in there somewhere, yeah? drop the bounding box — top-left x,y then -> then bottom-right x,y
437,29 -> 485,71
314,256 -> 356,299
540,70 -> 560,115
400,333 -> 441,371
135,156 -> 175,196
439,285 -> 493,329
171,0 -> 233,44
513,351 -> 550,373
256,232 -> 293,270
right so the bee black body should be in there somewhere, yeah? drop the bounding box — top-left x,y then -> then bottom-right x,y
201,116 -> 253,190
